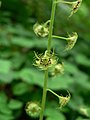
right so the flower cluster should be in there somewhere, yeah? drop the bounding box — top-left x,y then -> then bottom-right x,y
33,50 -> 57,70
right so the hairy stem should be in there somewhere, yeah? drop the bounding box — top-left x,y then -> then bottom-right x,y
39,0 -> 56,120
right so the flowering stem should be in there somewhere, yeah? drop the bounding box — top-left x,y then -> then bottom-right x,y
47,0 -> 56,52
39,70 -> 48,120
39,0 -> 56,120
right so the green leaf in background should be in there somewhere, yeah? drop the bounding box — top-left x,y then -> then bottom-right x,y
86,108 -> 90,118
0,114 -> 14,120
19,68 -> 73,90
75,54 -> 90,66
76,117 -> 90,120
0,99 -> 12,116
48,74 -> 73,90
64,62 -> 90,90
8,99 -> 23,110
11,37 -> 35,48
45,108 -> 66,120
0,92 -> 8,103
12,82 -> 31,95
11,36 -> 60,49
0,59 -> 11,73
0,72 -> 14,83
76,117 -> 84,120
65,62 -> 79,74
0,92 -> 13,117
19,68 -> 44,86
11,52 -> 26,69
0,104 -> 12,116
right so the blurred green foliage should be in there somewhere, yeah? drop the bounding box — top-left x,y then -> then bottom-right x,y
0,0 -> 90,120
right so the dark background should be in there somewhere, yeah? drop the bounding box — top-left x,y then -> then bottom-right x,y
0,0 -> 90,120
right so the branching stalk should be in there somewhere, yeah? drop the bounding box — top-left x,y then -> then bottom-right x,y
39,0 -> 57,120
47,89 -> 60,98
52,35 -> 69,40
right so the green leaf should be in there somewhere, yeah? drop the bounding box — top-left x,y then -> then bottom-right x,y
0,59 -> 11,73
0,92 -> 12,115
48,74 -> 73,90
75,54 -> 90,66
11,52 -> 26,69
19,68 -> 73,90
65,62 -> 79,74
64,62 -> 90,90
0,114 -> 14,120
11,37 -> 35,48
86,108 -> 90,117
8,99 -> 23,110
19,68 -> 44,86
76,117 -> 87,120
11,37 -> 60,49
0,72 -> 14,83
45,108 -> 65,120
12,82 -> 30,95
0,92 -> 8,103
0,103 -> 12,115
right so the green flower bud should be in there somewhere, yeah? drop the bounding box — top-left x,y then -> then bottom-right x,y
25,102 -> 41,118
